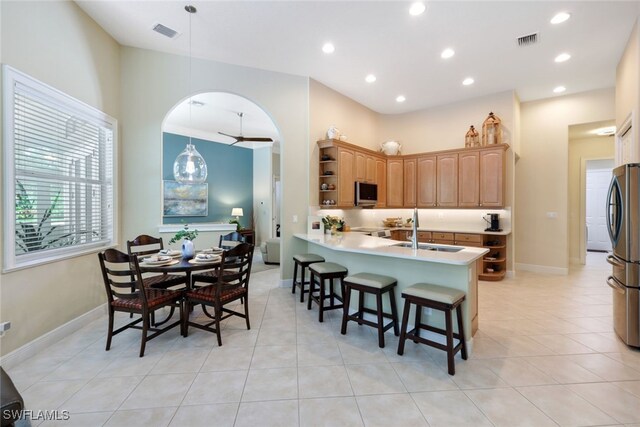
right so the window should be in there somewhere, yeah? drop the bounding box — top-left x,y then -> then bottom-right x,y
3,66 -> 117,271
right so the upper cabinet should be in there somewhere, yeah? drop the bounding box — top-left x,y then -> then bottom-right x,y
337,147 -> 355,207
458,151 -> 480,207
317,139 -> 507,209
416,155 -> 436,208
436,153 -> 458,207
479,147 -> 505,207
403,158 -> 417,207
387,158 -> 404,207
375,158 -> 387,208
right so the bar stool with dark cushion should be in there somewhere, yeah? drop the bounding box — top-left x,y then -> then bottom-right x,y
307,262 -> 347,322
397,283 -> 468,375
292,253 -> 325,303
340,273 -> 399,348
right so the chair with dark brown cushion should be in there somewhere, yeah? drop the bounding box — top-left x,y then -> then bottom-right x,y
127,235 -> 187,290
185,243 -> 254,346
1,367 -> 23,427
98,249 -> 184,357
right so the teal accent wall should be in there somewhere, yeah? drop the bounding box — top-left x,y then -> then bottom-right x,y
163,132 -> 253,227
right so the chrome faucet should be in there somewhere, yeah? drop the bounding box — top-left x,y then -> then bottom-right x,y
410,207 -> 420,250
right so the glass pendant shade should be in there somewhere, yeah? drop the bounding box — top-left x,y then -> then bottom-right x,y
173,142 -> 207,183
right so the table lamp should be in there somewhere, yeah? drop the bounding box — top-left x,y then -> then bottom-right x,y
231,207 -> 244,223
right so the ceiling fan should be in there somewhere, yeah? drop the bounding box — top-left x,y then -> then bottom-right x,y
218,112 -> 273,146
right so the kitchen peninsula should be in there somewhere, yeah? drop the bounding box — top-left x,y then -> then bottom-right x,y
295,232 -> 488,343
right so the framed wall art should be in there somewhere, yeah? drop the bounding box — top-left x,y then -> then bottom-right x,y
163,180 -> 208,217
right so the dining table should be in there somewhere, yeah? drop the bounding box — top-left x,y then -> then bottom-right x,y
138,256 -> 221,290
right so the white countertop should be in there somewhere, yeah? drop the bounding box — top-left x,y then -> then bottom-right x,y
295,233 -> 488,266
350,226 -> 511,236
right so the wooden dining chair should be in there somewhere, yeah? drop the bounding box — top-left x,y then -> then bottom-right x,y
98,249 -> 184,357
219,231 -> 246,250
184,243 -> 254,346
127,235 -> 187,290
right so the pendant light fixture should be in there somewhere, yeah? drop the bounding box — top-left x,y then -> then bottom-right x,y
173,4 -> 208,184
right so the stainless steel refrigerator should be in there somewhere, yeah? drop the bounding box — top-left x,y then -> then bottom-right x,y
607,163 -> 640,346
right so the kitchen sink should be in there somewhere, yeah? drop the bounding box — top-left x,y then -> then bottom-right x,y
391,242 -> 463,252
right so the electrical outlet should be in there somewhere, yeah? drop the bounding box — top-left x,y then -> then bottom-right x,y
546,212 -> 558,219
292,215 -> 298,223
0,321 -> 11,336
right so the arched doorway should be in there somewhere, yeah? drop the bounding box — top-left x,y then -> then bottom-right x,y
161,91 -> 282,268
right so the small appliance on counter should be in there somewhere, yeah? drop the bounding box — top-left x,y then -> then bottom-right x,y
483,213 -> 502,232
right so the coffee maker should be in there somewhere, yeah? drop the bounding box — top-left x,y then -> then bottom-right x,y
483,214 -> 501,232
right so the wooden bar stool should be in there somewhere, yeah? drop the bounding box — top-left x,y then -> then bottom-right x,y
292,253 -> 325,303
307,262 -> 347,322
340,273 -> 399,348
397,283 -> 467,375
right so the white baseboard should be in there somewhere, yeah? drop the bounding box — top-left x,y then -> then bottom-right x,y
280,278 -> 293,288
515,263 -> 568,275
505,270 -> 516,279
0,303 -> 107,369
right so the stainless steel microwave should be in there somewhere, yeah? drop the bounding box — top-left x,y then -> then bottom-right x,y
355,182 -> 377,206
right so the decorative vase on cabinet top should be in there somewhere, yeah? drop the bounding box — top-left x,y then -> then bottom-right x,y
327,126 -> 340,140
380,140 -> 401,156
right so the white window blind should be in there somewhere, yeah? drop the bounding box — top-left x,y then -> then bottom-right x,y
3,65 -> 117,271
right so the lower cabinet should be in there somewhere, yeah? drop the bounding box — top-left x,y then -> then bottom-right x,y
387,229 -> 508,281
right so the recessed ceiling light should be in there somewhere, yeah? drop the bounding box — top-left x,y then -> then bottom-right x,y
441,48 -> 455,59
365,74 -> 377,83
322,42 -> 335,54
592,126 -> 616,136
396,95 -> 406,103
409,2 -> 426,16
554,53 -> 571,63
550,12 -> 571,24
553,86 -> 566,93
462,77 -> 474,86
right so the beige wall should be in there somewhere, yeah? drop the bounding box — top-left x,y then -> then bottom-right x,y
568,136 -> 615,264
517,88 -> 615,273
378,91 -> 516,155
119,47 -> 309,281
0,1 -> 121,356
309,79 -> 380,205
616,18 -> 640,163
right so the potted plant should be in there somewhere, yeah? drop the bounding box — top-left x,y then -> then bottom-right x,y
322,215 -> 344,235
169,224 -> 198,259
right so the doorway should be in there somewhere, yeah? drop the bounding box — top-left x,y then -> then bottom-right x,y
568,120 -> 615,265
585,159 -> 614,252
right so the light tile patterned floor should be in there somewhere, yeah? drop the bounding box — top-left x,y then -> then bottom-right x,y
8,252 -> 640,426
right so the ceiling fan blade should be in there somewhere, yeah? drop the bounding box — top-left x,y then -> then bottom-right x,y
239,137 -> 273,142
218,131 -> 239,140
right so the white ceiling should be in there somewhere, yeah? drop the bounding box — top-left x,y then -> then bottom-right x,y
163,92 -> 280,150
568,119 -> 616,140
77,1 -> 640,114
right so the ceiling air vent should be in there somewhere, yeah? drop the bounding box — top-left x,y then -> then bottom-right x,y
517,32 -> 538,46
152,23 -> 179,39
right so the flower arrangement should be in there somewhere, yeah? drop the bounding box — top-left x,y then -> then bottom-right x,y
322,215 -> 344,232
169,224 -> 198,244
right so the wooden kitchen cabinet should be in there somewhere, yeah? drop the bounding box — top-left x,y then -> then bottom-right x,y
417,155 -> 437,208
387,158 -> 404,207
375,158 -> 387,208
432,231 -> 455,245
436,153 -> 458,207
355,151 -> 366,182
479,147 -> 505,207
458,151 -> 480,207
366,156 -> 376,183
417,231 -> 432,242
403,158 -> 417,207
337,147 -> 355,207
391,229 -> 409,241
